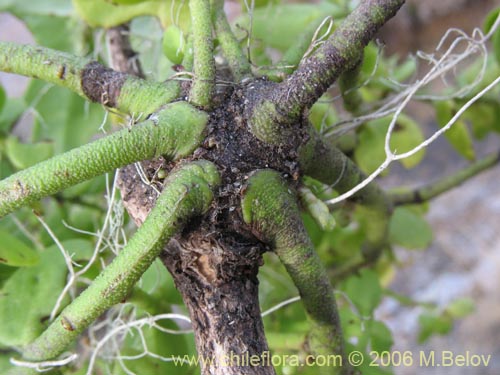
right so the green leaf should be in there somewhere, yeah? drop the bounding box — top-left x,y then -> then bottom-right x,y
418,312 -> 452,343
4,136 -> 54,170
389,206 -> 432,250
0,244 -> 67,346
368,320 -> 393,353
464,102 -> 500,139
484,8 -> 500,65
0,0 -> 73,16
339,306 -> 364,342
73,0 -> 159,28
445,298 -> 475,319
355,114 -> 425,174
239,2 -> 344,52
308,100 -> 339,131
162,25 -> 185,65
22,14 -> 86,52
0,264 -> 17,289
392,56 -> 417,82
434,100 -> 475,161
0,97 -> 26,133
389,115 -> 425,168
0,230 -> 39,267
0,84 -> 5,115
341,269 -> 382,316
73,0 -> 190,29
354,118 -> 386,174
26,83 -> 106,153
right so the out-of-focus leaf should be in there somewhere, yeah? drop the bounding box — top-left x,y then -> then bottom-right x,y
73,0 -> 189,29
238,2 -> 344,52
354,118 -> 386,174
0,84 -> 5,115
435,100 -> 475,160
389,115 -> 425,168
138,259 -> 183,306
73,0 -> 158,28
5,136 -> 53,170
162,25 -> 185,65
445,298 -> 475,319
0,264 -> 17,289
368,320 -> 393,353
0,244 -> 67,346
418,312 -> 453,343
389,206 -> 432,250
342,269 -> 382,316
0,97 -> 26,133
22,14 -> 86,52
0,230 -> 39,267
464,102 -> 500,139
355,114 -> 425,174
0,0 -> 73,16
391,56 -> 417,82
108,0 -> 152,5
26,83 -> 105,153
309,100 -> 338,131
484,8 -> 500,65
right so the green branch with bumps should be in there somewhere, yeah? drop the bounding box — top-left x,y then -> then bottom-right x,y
211,0 -> 251,82
390,151 -> 500,205
14,161 -> 219,367
250,0 -> 405,141
0,42 -> 180,115
0,101 -> 207,217
242,170 -> 345,374
188,0 -> 216,109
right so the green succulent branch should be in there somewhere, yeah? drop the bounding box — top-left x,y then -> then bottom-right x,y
250,0 -> 405,140
338,58 -> 364,114
188,0 -> 216,109
211,0 -> 251,82
0,42 -> 87,96
390,151 -> 500,205
0,101 -> 207,218
242,170 -> 345,374
14,161 -> 219,366
0,42 -> 180,115
299,130 -> 392,258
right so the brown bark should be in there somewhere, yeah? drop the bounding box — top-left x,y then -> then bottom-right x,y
161,229 -> 275,375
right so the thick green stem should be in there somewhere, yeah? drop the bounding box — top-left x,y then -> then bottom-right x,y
189,0 -> 215,109
16,161 -> 219,364
0,42 -> 179,114
242,170 -> 345,374
0,101 -> 207,217
251,0 -> 405,136
299,130 -> 392,258
338,58 -> 363,114
391,151 -> 500,205
211,0 -> 251,82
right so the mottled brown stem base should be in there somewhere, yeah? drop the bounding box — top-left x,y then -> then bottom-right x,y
161,230 -> 275,375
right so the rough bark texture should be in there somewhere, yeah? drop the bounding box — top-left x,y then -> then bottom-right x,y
106,24 -> 144,77
81,61 -> 127,107
264,0 -> 406,122
161,229 -> 275,375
